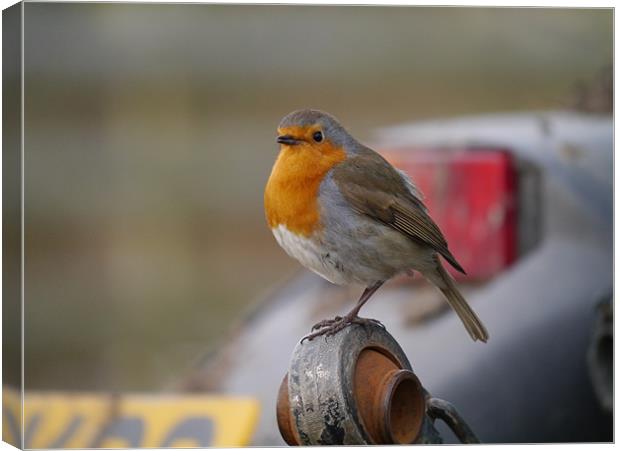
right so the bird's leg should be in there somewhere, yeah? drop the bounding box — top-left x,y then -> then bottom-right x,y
310,281 -> 383,330
304,281 -> 385,341
344,280 -> 385,319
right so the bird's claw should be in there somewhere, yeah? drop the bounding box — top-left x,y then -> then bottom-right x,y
301,315 -> 385,343
311,316 -> 343,331
352,317 -> 386,330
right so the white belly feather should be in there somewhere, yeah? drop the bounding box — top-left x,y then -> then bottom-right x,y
271,224 -> 348,285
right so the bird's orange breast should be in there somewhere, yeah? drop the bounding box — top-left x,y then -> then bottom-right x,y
264,142 -> 346,237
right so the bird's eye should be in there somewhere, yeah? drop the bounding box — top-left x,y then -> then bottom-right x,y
312,131 -> 324,143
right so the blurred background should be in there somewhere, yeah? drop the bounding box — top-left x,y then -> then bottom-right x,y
16,4 -> 612,396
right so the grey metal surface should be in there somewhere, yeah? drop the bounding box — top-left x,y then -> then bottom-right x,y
199,111 -> 612,444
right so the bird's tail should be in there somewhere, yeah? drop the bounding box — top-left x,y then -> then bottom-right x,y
424,261 -> 489,343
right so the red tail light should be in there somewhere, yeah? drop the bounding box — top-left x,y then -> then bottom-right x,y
382,148 -> 518,281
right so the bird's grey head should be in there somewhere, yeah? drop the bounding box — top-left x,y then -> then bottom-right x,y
276,109 -> 359,152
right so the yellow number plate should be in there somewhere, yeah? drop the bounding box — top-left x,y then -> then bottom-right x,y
3,388 -> 260,448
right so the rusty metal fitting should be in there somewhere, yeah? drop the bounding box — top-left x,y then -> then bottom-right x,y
354,347 -> 425,444
277,323 -> 439,445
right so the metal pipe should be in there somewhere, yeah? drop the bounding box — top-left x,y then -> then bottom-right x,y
276,323 -> 477,445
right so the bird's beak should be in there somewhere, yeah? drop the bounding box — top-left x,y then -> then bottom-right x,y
277,135 -> 300,145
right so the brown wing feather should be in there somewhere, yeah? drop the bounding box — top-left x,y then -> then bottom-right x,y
332,154 -> 466,274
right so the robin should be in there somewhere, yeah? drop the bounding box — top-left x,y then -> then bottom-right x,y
264,109 -> 488,343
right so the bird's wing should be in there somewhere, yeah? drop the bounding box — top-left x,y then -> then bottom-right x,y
331,154 -> 466,274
